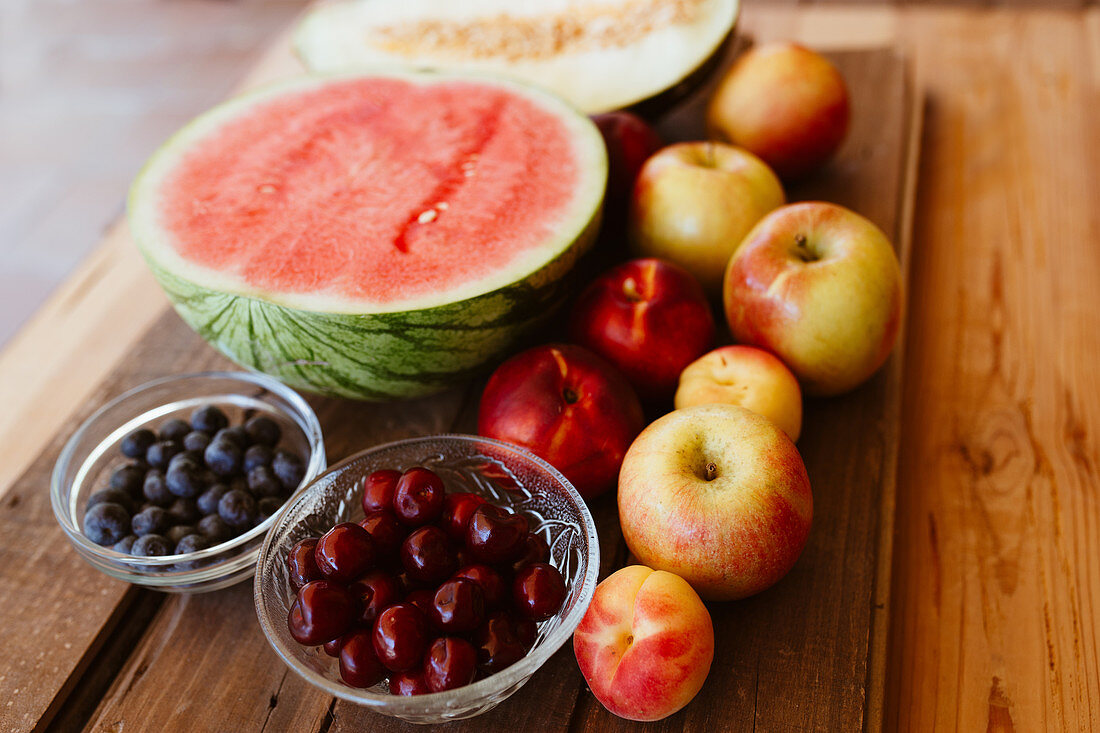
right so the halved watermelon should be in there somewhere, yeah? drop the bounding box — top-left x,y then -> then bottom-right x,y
294,0 -> 740,116
129,71 -> 607,400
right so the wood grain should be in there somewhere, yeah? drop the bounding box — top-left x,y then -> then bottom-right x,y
885,8 -> 1100,731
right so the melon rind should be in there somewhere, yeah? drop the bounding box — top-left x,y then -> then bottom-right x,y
293,0 -> 740,115
129,71 -> 607,400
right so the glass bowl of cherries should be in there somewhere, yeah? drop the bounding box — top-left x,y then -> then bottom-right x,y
253,434 -> 600,724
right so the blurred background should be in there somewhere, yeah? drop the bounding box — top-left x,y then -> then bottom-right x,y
1,0 -> 307,348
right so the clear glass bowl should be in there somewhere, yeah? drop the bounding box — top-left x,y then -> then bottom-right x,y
253,434 -> 600,724
51,371 -> 326,593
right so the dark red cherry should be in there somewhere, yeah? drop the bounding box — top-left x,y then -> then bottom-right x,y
430,578 -> 485,634
287,580 -> 356,646
287,537 -> 322,590
347,570 -> 402,626
389,669 -> 431,696
424,637 -> 478,692
406,588 -> 435,617
393,467 -> 445,526
362,469 -> 400,514
513,563 -> 566,621
315,522 -> 376,583
323,633 -> 348,657
466,505 -> 527,564
357,510 -> 405,559
514,617 -> 537,649
512,532 -> 551,571
472,612 -> 527,674
372,603 -> 430,672
400,526 -> 456,585
339,629 -> 387,688
441,492 -> 486,542
453,564 -> 508,610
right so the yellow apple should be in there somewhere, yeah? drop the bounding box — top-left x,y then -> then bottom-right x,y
674,345 -> 802,441
723,202 -> 902,396
627,141 -> 784,296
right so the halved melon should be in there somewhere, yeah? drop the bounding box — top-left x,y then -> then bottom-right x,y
129,71 -> 607,400
294,0 -> 740,115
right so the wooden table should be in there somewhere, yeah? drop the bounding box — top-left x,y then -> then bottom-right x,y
1,4 -> 1098,731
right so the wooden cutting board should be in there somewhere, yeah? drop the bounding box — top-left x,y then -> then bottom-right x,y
0,35 -> 920,733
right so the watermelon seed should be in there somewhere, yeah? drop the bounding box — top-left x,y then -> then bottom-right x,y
418,209 -> 438,224
259,184 -> 277,194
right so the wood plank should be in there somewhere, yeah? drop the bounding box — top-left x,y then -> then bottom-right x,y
885,8 -> 1100,731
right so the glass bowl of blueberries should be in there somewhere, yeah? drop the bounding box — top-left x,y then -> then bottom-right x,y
51,371 -> 326,593
253,434 -> 600,724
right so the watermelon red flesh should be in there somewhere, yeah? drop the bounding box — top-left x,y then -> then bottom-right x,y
129,72 -> 606,400
160,78 -> 581,309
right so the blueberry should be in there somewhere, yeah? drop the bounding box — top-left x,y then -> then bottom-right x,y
182,430 -> 212,453
88,488 -> 134,515
167,524 -> 198,545
112,535 -> 137,553
197,483 -> 229,516
167,497 -> 201,525
214,426 -> 251,450
132,506 -> 170,537
247,465 -> 283,498
120,429 -> 156,459
109,463 -> 146,495
132,534 -> 172,557
166,456 -> 211,498
271,450 -> 306,491
218,489 -> 256,529
243,444 -> 273,473
205,439 -> 242,477
174,533 -> 212,555
190,405 -> 228,434
84,503 -> 130,546
244,415 -> 281,447
142,470 -> 173,506
197,514 -> 233,542
257,496 -> 283,522
146,440 -> 183,470
158,418 -> 191,443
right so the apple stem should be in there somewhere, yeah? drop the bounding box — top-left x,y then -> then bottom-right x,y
622,277 -> 643,302
793,233 -> 818,262
562,387 -> 579,404
705,462 -> 718,481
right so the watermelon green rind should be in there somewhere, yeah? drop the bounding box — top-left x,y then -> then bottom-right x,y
143,211 -> 599,399
128,70 -> 607,400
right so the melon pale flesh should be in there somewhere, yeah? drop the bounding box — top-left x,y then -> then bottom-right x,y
294,0 -> 740,116
129,71 -> 607,400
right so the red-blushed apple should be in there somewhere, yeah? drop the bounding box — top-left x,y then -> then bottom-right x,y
618,404 -> 812,601
591,111 -> 663,213
478,344 -> 645,500
706,42 -> 850,180
628,141 -> 784,296
572,565 -> 714,722
569,258 -> 715,404
674,345 -> 802,441
723,201 -> 902,396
